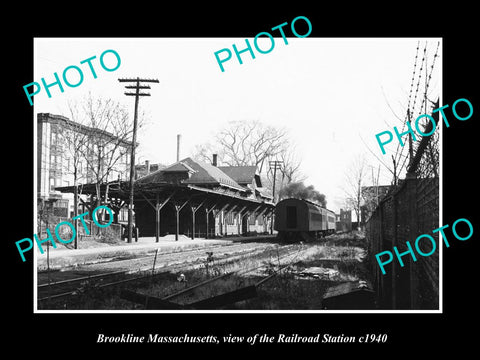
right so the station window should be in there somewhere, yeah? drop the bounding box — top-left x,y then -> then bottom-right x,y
226,212 -> 235,225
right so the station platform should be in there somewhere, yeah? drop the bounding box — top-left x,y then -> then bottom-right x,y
35,234 -> 276,271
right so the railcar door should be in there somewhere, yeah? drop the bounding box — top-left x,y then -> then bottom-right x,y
286,206 -> 297,229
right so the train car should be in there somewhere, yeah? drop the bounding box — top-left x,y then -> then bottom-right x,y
274,198 -> 336,242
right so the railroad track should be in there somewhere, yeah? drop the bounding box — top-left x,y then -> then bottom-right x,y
121,243 -> 310,309
37,240 -> 283,303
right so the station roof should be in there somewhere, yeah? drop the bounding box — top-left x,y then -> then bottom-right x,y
218,166 -> 260,186
55,158 -> 274,209
136,157 -> 246,192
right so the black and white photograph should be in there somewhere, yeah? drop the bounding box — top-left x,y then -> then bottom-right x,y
7,5 -> 478,353
31,36 -> 443,313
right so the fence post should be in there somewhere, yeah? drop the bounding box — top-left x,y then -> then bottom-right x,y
392,192 -> 398,310
406,171 -> 418,309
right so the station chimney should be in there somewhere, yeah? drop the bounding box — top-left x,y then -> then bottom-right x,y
177,134 -> 181,162
145,160 -> 150,175
212,153 -> 218,166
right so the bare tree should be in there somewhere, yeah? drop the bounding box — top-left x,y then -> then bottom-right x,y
58,101 -> 91,248
263,145 -> 306,202
192,120 -> 304,198
278,146 -> 305,184
272,145 -> 305,182
343,155 -> 367,229
67,94 -> 139,224
85,97 -> 132,209
191,142 -> 215,164
215,120 -> 288,173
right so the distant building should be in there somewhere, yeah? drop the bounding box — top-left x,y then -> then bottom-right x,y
135,160 -> 166,179
336,208 -> 352,232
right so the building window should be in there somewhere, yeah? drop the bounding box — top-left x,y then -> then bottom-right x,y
226,212 -> 234,225
56,200 -> 68,208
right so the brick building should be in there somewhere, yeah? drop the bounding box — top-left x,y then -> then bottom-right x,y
336,208 -> 352,232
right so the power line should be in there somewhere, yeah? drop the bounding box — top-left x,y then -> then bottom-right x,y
118,77 -> 159,243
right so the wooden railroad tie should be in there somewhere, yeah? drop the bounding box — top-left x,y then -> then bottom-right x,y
120,285 -> 258,310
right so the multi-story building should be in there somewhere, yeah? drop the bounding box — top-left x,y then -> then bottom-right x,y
37,113 -> 133,218
336,208 -> 352,232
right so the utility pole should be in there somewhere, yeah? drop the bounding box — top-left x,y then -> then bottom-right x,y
269,160 -> 283,202
268,160 -> 283,234
119,77 -> 159,243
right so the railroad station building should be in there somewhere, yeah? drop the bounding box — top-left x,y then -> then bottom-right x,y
132,156 -> 274,239
57,155 -> 275,241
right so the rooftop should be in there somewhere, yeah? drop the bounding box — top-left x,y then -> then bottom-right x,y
38,113 -> 134,147
218,166 -> 259,185
136,157 -> 246,192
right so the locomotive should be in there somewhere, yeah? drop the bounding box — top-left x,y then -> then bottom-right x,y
274,198 -> 336,242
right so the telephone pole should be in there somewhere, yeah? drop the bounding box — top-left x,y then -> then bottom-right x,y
119,77 -> 159,243
268,160 -> 283,234
269,160 -> 283,202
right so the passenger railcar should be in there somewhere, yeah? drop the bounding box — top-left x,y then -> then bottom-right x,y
274,198 -> 336,242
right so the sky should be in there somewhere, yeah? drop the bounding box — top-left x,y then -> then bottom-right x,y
34,37 -> 441,214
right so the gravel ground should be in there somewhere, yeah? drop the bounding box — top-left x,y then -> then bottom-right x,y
37,239 -> 279,285
36,234 -> 275,271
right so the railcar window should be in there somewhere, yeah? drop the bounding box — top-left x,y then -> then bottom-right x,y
310,213 -> 322,222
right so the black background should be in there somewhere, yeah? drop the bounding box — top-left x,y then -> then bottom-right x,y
6,3 -> 478,355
